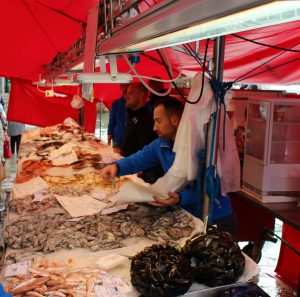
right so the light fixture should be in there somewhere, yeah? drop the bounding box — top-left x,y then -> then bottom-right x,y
99,0 -> 300,54
76,73 -> 132,83
75,54 -> 133,83
33,78 -> 79,87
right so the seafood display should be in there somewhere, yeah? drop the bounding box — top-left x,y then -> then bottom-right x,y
16,160 -> 52,183
42,172 -> 113,188
4,205 -> 195,253
184,226 -> 245,287
5,260 -> 106,297
8,194 -> 60,215
1,118 -> 238,297
131,244 -> 192,297
48,186 -> 92,197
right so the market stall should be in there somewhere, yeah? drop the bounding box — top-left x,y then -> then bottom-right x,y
0,118 -> 257,297
1,1 -> 300,295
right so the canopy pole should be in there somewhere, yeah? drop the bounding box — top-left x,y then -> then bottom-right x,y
202,36 -> 225,232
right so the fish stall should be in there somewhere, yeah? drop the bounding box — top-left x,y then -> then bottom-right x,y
0,118 -> 258,297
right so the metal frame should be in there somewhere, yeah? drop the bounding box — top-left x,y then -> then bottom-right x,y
98,0 -> 286,54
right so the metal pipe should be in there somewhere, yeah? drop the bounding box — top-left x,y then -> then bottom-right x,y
214,37 -> 225,82
109,0 -> 114,31
103,0 -> 108,35
211,36 -> 225,166
202,36 -> 226,230
195,40 -> 199,54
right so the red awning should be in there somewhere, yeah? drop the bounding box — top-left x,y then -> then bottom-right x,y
0,1 -> 300,84
2,1 -> 300,130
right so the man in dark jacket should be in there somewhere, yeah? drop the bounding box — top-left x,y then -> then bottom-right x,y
107,84 -> 129,152
122,82 -> 164,183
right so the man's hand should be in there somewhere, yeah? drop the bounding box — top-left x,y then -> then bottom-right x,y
99,164 -> 118,180
150,192 -> 180,207
113,147 -> 122,155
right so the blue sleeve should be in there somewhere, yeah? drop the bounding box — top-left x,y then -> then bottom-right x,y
0,284 -> 11,297
108,102 -> 115,135
179,183 -> 202,218
116,139 -> 161,176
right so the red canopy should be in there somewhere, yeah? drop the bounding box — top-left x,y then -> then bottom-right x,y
2,1 -> 300,129
1,1 -> 300,84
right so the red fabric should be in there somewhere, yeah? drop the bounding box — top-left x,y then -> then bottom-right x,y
164,21 -> 300,84
3,2 -> 300,138
0,1 -> 300,84
3,138 -> 12,159
0,0 -> 96,81
275,224 -> 300,288
83,99 -> 97,133
7,79 -> 79,127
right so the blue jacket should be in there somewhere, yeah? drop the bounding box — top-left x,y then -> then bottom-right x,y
108,97 -> 126,147
116,138 -> 232,220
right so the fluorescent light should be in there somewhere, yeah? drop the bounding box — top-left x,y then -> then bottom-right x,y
33,79 -> 79,87
126,1 -> 300,51
99,0 -> 300,53
76,73 -> 132,83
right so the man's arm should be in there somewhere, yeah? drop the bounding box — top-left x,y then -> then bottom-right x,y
117,138 -> 161,176
100,139 -> 161,179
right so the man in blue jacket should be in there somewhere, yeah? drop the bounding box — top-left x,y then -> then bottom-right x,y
107,84 -> 129,152
101,97 -> 234,231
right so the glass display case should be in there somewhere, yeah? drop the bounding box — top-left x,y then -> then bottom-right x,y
242,98 -> 300,202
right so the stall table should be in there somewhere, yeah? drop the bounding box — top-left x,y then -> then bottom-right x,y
231,191 -> 300,294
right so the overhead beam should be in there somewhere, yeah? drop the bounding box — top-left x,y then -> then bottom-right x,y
98,0 -> 300,54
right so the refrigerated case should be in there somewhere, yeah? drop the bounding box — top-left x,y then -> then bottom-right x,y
243,98 -> 300,202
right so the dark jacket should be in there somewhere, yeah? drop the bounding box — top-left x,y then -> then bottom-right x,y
121,105 -> 164,183
108,97 -> 126,147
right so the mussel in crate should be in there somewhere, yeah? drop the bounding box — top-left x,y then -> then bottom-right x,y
184,226 -> 245,287
131,244 -> 192,297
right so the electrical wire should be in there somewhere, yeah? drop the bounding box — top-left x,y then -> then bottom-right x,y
123,55 -> 173,96
143,0 -> 152,8
232,33 -> 300,53
160,39 -> 210,104
186,38 -> 210,104
235,56 -> 300,83
231,33 -> 300,83
183,43 -> 213,78
233,50 -> 287,83
131,74 -> 181,83
156,49 -> 188,101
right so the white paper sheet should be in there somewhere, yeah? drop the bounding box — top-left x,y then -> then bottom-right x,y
95,285 -> 127,297
64,117 -> 80,127
13,177 -> 48,199
51,150 -> 78,166
4,260 -> 31,277
96,254 -> 127,270
102,274 -> 132,294
49,143 -> 75,160
45,166 -> 74,177
91,189 -> 110,201
32,190 -> 48,202
101,204 -> 129,215
55,194 -> 107,217
110,179 -> 168,204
